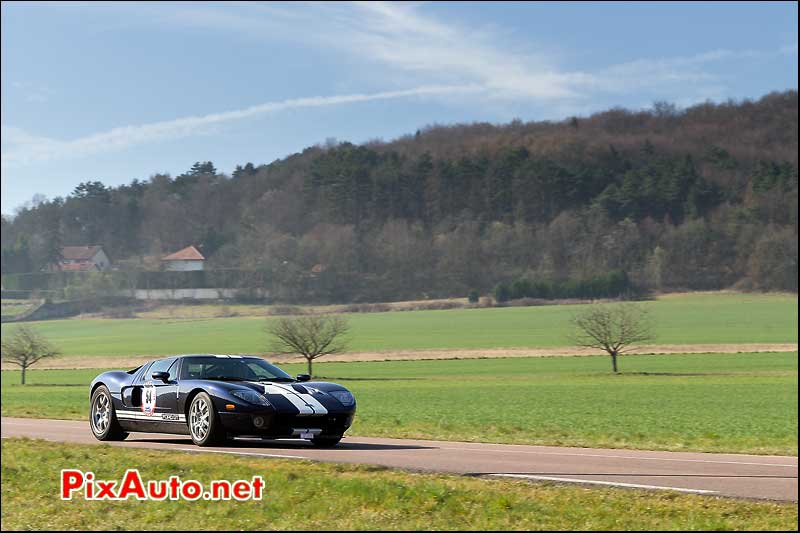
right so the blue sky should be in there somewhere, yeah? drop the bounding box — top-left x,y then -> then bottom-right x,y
1,1 -> 797,214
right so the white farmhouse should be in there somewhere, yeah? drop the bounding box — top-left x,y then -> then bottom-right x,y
57,245 -> 111,272
160,245 -> 205,271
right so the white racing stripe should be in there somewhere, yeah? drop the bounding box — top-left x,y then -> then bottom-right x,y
117,410 -> 185,422
254,383 -> 328,416
488,474 -> 719,494
290,386 -> 329,415
261,384 -> 314,415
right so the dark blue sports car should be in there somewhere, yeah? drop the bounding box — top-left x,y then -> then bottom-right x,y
89,355 -> 356,447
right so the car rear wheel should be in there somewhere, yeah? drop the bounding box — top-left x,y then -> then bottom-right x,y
311,435 -> 342,448
90,385 -> 128,441
188,392 -> 223,446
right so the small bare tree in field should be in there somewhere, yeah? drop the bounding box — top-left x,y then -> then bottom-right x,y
571,303 -> 654,373
1,325 -> 61,384
266,314 -> 349,377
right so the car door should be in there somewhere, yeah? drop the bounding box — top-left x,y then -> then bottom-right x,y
157,358 -> 182,422
141,357 -> 181,429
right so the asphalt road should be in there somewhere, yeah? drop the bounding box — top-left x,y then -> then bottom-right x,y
2,417 -> 797,502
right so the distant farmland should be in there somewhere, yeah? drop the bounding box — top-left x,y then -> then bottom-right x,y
1,293 -> 796,359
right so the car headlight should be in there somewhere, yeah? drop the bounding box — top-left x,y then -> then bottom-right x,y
328,390 -> 355,406
231,390 -> 271,406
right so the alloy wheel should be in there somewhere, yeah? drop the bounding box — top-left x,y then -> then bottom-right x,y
91,392 -> 110,435
190,397 -> 210,440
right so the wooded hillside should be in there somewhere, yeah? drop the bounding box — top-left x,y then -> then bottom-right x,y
2,90 -> 797,302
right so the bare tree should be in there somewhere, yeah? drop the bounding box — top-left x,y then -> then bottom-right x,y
1,325 -> 60,384
266,315 -> 349,376
570,303 -> 654,373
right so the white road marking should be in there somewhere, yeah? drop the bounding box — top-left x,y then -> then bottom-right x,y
175,447 -> 308,460
438,446 -> 798,468
488,474 -> 719,494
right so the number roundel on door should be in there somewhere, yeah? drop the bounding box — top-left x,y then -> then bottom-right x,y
142,382 -> 157,416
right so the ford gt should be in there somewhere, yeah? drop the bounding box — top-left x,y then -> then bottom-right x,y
89,355 -> 356,447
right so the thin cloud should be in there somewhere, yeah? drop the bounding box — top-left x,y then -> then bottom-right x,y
3,2 -> 793,168
334,3 -> 793,100
156,1 -> 582,100
159,2 -> 788,103
1,84 -> 482,167
341,2 -> 587,99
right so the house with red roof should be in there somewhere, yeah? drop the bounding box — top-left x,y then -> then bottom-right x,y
55,245 -> 111,272
160,245 -> 205,271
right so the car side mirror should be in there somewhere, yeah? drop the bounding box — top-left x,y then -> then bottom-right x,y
152,371 -> 170,383
296,374 -> 311,382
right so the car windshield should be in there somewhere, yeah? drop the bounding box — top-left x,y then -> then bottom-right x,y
178,356 -> 294,382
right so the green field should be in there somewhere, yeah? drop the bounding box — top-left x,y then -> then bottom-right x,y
3,352 -> 797,455
0,299 -> 36,318
2,439 -> 796,531
0,293 -> 797,357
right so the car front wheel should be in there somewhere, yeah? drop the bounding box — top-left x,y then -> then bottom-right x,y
188,392 -> 224,446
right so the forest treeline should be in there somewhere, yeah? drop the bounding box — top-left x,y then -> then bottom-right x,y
2,90 -> 797,302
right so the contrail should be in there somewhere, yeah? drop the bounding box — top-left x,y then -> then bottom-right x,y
1,84 -> 484,166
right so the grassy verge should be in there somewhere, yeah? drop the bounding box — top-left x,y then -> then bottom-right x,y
1,293 -> 796,357
1,439 -> 797,531
3,352 -> 797,455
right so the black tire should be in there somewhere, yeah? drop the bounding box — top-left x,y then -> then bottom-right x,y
89,385 -> 128,441
188,392 -> 224,446
311,435 -> 342,448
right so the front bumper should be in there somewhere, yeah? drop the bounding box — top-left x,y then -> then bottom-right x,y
218,410 -> 355,438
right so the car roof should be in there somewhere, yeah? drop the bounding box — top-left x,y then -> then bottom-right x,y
174,354 -> 253,358
130,355 -> 259,373
143,354 -> 259,363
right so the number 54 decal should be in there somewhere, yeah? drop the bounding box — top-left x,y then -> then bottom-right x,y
142,383 -> 157,416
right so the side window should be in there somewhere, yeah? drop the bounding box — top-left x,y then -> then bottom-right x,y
167,359 -> 180,379
148,358 -> 177,379
136,363 -> 152,383
180,360 -> 204,380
